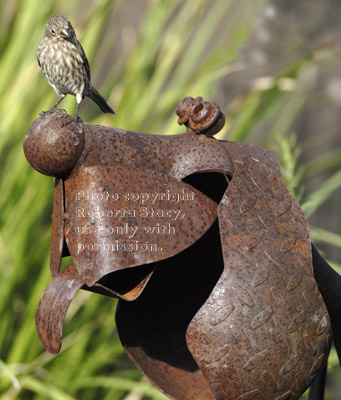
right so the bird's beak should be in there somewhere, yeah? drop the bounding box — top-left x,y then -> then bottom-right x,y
61,27 -> 71,38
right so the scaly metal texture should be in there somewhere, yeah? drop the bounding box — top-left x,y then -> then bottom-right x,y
24,97 -> 332,399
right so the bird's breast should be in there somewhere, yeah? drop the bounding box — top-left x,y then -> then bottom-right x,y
38,38 -> 87,97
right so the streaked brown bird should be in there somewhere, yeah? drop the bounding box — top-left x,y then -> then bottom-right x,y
37,15 -> 115,118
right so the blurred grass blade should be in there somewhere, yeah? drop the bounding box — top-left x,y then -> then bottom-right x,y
20,376 -> 76,400
272,133 -> 305,201
302,168 -> 341,217
303,147 -> 341,177
310,227 -> 341,248
73,376 -> 168,399
0,359 -> 20,391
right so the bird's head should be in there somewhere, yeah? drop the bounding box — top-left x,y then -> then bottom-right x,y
45,15 -> 76,42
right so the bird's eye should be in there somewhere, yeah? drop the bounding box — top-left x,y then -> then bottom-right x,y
50,29 -> 56,34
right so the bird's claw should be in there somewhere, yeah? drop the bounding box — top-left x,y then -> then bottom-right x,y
39,110 -> 51,117
39,109 -> 67,117
61,115 -> 82,127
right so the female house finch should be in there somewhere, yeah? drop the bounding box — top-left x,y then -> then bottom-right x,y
37,15 -> 116,117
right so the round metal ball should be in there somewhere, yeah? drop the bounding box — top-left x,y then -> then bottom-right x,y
23,113 -> 85,177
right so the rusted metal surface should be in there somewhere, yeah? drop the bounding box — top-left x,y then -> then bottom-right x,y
24,111 -> 84,177
186,142 -> 331,400
24,97 -> 332,399
64,165 -> 218,286
35,264 -> 83,354
176,96 -> 225,136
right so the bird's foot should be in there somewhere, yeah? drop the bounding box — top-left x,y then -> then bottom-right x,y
39,108 -> 66,117
61,114 -> 82,127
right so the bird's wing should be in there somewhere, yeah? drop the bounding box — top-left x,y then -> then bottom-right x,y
77,41 -> 91,81
37,43 -> 42,68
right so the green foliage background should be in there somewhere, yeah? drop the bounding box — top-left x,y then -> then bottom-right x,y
0,0 -> 340,399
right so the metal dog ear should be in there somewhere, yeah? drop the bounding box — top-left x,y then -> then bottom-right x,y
25,98 -> 332,400
64,165 -> 219,285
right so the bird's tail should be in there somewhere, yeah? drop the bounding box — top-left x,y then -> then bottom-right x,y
89,86 -> 116,114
